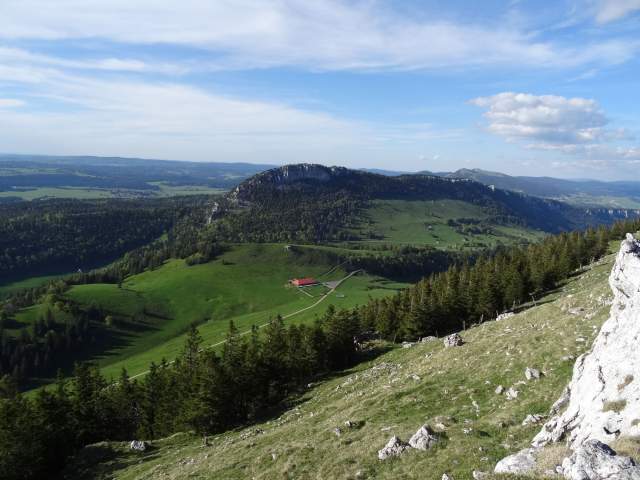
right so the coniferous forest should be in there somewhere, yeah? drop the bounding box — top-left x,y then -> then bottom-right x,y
2,217 -> 639,479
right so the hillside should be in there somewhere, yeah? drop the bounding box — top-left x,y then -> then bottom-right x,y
4,244 -> 405,387
62,241 -> 622,479
206,164 -> 637,251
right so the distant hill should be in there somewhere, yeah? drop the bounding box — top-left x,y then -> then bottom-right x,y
0,154 -> 275,200
439,168 -> 640,207
209,164 -> 639,245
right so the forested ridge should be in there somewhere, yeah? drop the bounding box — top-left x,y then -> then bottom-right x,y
2,218 -> 640,480
0,196 -> 212,280
208,164 -> 637,243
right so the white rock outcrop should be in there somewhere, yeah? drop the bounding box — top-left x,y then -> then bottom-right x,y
561,440 -> 640,480
494,447 -> 538,475
533,234 -> 640,449
495,234 -> 640,478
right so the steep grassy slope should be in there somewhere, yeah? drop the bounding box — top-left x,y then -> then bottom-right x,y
63,246 -> 620,480
14,244 -> 405,385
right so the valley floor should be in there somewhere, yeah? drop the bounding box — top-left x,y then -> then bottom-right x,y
64,248 -> 618,479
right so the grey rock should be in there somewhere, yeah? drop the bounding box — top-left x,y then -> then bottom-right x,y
129,440 -> 148,452
408,424 -> 438,450
525,367 -> 542,380
494,448 -> 538,475
472,470 -> 489,479
496,312 -> 515,321
444,333 -> 463,348
562,440 -> 640,480
378,436 -> 409,460
495,385 -> 504,394
522,414 -> 544,426
506,387 -> 519,400
420,336 -> 437,343
442,475 -> 453,480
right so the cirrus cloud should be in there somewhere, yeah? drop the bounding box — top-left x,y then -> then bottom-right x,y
0,0 -> 638,72
595,0 -> 640,23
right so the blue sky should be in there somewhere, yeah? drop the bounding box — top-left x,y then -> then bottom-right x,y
0,1 -> 639,179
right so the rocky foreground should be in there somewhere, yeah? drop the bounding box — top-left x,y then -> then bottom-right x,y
496,234 -> 640,479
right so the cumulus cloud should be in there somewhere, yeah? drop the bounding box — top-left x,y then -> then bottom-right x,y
470,92 -> 609,147
471,92 -> 639,162
595,0 -> 640,23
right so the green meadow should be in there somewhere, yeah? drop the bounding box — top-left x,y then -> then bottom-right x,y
350,199 -> 545,249
16,244 -> 406,386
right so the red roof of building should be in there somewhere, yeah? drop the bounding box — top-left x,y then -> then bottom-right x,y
292,277 -> 317,286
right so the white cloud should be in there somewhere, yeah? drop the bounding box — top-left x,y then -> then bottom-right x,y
0,61 -> 452,164
0,1 -> 637,71
470,92 -> 609,147
595,0 -> 640,23
0,98 -> 24,108
0,74 -> 362,161
471,92 -> 639,163
0,46 -> 185,75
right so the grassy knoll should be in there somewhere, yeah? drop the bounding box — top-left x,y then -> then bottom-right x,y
66,246 -> 620,480
18,244 -> 406,385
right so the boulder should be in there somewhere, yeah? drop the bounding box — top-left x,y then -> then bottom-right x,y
522,414 -> 544,426
494,447 -> 538,475
525,367 -> 542,380
421,336 -> 437,343
496,312 -> 515,321
378,436 -> 409,460
444,333 -> 463,348
442,475 -> 452,480
505,387 -> 519,400
408,424 -> 438,450
472,471 -> 489,479
494,385 -> 504,395
533,234 -> 640,449
129,440 -> 148,452
561,440 -> 640,480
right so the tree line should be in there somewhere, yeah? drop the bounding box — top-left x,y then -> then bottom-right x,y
0,312 -> 361,480
0,196 -> 211,280
354,220 -> 638,341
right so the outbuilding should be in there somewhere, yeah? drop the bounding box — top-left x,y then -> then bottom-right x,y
290,277 -> 318,287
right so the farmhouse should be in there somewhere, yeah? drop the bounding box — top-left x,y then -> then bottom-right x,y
290,277 -> 318,287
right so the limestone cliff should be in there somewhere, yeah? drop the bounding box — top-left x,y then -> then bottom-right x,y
533,233 -> 640,449
496,234 -> 640,478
